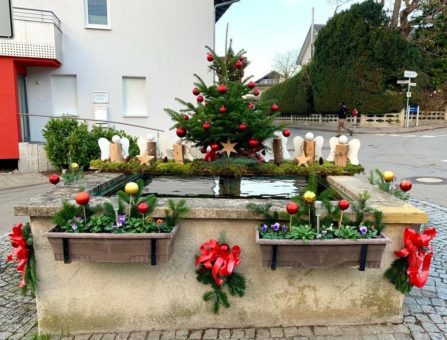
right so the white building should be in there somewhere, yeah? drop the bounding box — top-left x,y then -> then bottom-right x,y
296,24 -> 324,67
0,0 -> 235,162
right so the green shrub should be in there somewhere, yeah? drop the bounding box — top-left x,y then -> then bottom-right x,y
43,118 -> 79,168
43,119 -> 140,169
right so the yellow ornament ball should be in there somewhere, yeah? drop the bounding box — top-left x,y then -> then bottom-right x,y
383,171 -> 395,183
70,162 -> 79,171
125,182 -> 139,195
303,191 -> 316,204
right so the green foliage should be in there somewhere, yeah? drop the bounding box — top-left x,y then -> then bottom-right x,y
261,66 -> 313,114
165,41 -> 281,156
351,191 -> 372,227
21,223 -> 37,297
61,164 -> 84,185
286,225 -> 317,241
43,118 -> 79,168
164,199 -> 189,227
246,203 -> 278,226
368,168 -> 410,200
43,118 -> 139,169
384,258 -> 412,294
334,225 -> 361,240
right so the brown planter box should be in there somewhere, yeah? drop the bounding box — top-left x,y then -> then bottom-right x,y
256,229 -> 390,270
46,226 -> 179,265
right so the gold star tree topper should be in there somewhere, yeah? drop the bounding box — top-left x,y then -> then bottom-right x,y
220,139 -> 238,158
295,152 -> 311,167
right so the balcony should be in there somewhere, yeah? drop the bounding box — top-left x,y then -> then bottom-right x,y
0,7 -> 62,62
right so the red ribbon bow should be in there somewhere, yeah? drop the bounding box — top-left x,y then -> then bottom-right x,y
7,223 -> 29,288
195,239 -> 241,286
395,227 -> 437,288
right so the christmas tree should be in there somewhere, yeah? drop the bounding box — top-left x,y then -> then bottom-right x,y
165,40 -> 281,161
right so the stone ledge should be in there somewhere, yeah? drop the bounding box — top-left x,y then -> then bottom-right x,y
328,176 -> 428,224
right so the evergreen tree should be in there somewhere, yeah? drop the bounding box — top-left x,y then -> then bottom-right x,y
165,41 -> 281,160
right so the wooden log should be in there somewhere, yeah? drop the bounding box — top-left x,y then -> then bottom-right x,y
173,144 -> 185,164
304,140 -> 316,164
110,143 -> 123,163
334,144 -> 349,167
147,141 -> 157,160
272,138 -> 283,165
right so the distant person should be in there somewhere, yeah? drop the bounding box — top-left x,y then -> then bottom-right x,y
336,101 -> 353,137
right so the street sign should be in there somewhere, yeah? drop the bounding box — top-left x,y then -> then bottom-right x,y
397,79 -> 409,84
404,70 -> 418,78
409,82 -> 417,86
409,106 -> 418,113
406,92 -> 412,98
0,0 -> 13,38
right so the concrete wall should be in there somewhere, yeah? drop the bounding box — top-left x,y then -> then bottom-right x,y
15,0 -> 214,142
18,142 -> 53,172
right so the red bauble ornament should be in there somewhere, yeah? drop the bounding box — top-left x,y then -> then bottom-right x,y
197,95 -> 204,103
182,115 -> 189,121
286,202 -> 299,215
203,122 -> 211,130
219,105 -> 227,113
239,123 -> 248,131
400,180 -> 412,192
271,103 -> 279,112
211,143 -> 220,151
282,129 -> 291,137
253,89 -> 260,96
200,147 -> 207,154
217,84 -> 227,94
137,202 -> 149,214
49,174 -> 60,185
235,60 -> 243,69
338,199 -> 350,211
75,192 -> 90,206
207,53 -> 214,62
192,87 -> 200,96
247,81 -> 255,89
176,127 -> 186,137
247,103 -> 254,110
248,138 -> 259,148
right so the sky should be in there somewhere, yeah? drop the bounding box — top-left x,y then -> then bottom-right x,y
215,0 -> 362,80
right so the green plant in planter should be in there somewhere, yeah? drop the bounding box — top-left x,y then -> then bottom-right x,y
43,117 -> 79,168
368,168 -> 410,201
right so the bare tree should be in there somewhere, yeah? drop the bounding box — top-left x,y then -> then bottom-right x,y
400,0 -> 421,38
272,49 -> 299,80
390,0 -> 402,28
327,0 -> 355,14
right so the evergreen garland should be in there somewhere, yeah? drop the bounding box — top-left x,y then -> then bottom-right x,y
384,258 -> 412,294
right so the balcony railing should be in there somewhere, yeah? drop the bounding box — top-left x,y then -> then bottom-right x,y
0,7 -> 62,62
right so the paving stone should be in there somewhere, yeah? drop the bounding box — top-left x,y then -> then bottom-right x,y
102,334 -> 117,340
422,305 -> 436,313
218,329 -> 231,338
230,328 -> 244,338
314,326 -> 343,336
431,298 -> 445,307
244,328 -> 255,338
160,330 -> 175,340
427,333 -> 445,340
203,329 -> 218,339
407,323 -> 425,333
115,333 -> 131,340
256,329 -> 270,337
175,330 -> 189,338
147,330 -> 160,340
428,313 -> 445,324
268,327 -> 283,338
90,334 -> 104,340
393,334 -> 412,340
412,333 -> 431,340
188,330 -> 203,339
393,324 -> 411,333
61,337 -> 75,340
75,335 -> 94,340
421,321 -> 440,333
129,332 -> 148,340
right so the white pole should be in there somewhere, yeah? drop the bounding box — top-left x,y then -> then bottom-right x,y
405,77 -> 411,128
416,105 -> 419,127
311,7 -> 315,58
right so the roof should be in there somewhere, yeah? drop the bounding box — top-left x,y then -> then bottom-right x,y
296,24 -> 325,65
255,70 -> 283,83
215,0 -> 237,22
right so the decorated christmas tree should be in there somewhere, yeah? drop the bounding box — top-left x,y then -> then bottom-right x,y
165,40 -> 281,161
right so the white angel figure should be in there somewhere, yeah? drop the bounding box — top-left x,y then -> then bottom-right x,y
326,135 -> 361,165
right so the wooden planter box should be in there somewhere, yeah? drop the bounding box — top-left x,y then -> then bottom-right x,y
255,229 -> 390,270
46,226 -> 179,265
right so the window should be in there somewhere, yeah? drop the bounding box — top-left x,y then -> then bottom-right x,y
85,0 -> 110,29
122,77 -> 147,117
52,75 -> 78,116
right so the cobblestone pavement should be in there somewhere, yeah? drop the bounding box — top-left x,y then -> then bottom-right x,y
0,199 -> 445,340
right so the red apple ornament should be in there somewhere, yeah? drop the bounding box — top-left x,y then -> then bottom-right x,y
247,81 -> 255,89
271,103 -> 279,112
235,60 -> 243,69
247,103 -> 254,110
182,115 -> 189,121
137,202 -> 149,214
49,174 -> 60,185
192,87 -> 200,96
248,138 -> 259,148
207,53 -> 214,62
253,89 -> 260,96
239,123 -> 247,131
338,199 -> 350,211
211,143 -> 220,151
217,84 -> 227,94
75,192 -> 90,206
197,95 -> 204,103
203,122 -> 211,130
282,129 -> 291,137
219,105 -> 227,113
286,202 -> 299,215
176,127 -> 186,137
400,180 -> 412,192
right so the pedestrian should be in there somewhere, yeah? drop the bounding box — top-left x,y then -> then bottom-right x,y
352,107 -> 359,127
336,101 -> 353,137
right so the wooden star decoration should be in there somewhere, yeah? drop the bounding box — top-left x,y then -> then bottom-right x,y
136,155 -> 154,165
220,138 -> 238,158
295,152 -> 311,167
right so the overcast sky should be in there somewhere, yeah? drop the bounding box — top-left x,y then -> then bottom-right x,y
215,0 -> 363,80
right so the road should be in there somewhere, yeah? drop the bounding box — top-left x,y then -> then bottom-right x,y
289,127 -> 447,208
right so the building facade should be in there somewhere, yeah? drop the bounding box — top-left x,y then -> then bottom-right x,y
0,0 -> 233,160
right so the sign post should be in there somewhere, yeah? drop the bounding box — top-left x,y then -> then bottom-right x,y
0,0 -> 13,39
397,70 -> 417,128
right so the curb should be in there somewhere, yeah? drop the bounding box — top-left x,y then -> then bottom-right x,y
285,124 -> 447,135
